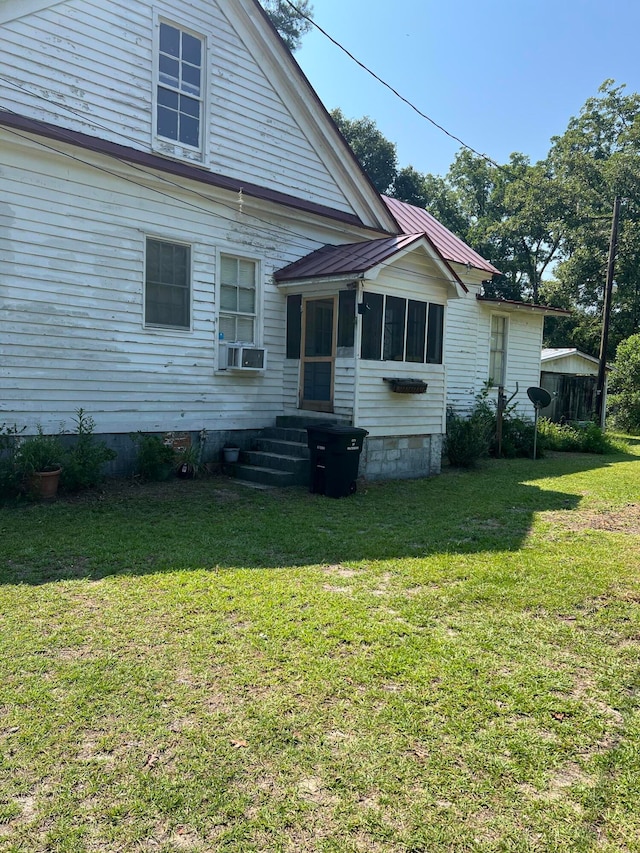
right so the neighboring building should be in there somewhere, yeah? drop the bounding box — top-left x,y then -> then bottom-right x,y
0,0 -> 565,481
541,348 -> 605,423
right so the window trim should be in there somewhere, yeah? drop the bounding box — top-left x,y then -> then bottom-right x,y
152,14 -> 208,161
489,313 -> 509,387
216,250 -> 262,348
143,235 -> 193,333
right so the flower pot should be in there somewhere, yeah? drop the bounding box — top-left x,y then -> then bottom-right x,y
222,447 -> 240,463
29,466 -> 62,500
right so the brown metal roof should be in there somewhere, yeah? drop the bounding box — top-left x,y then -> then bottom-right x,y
274,234 -> 424,282
383,196 -> 500,275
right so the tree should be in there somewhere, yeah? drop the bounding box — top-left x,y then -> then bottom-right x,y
549,81 -> 640,358
259,0 -> 313,52
330,109 -> 398,194
608,333 -> 640,433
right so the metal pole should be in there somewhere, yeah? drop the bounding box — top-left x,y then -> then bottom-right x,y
596,196 -> 621,428
533,406 -> 539,460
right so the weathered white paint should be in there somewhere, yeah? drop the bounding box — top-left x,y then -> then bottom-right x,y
445,284 -> 547,418
541,352 -> 599,376
0,0 -> 393,230
0,130 -> 379,434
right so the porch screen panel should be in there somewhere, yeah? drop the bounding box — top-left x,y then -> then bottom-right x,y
305,299 -> 333,357
303,362 -> 332,402
337,290 -> 356,348
383,296 -> 406,361
286,295 -> 302,359
426,303 -> 444,364
406,300 -> 427,363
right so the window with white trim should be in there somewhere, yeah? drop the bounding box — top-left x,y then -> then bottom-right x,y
145,238 -> 191,330
156,21 -> 203,150
489,315 -> 508,386
219,255 -> 257,344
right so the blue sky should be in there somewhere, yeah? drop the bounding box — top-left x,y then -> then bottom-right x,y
295,0 -> 640,177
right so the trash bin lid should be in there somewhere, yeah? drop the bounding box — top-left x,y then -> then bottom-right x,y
323,425 -> 369,437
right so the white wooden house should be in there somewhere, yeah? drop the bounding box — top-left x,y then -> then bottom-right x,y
0,0 -> 564,481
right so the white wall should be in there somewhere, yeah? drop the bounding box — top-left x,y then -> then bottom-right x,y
0,0 -> 363,215
0,131 -> 373,435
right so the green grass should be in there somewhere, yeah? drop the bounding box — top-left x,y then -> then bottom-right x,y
1,446 -> 640,852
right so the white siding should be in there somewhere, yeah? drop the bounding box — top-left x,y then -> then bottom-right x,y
542,354 -> 598,376
354,251 -> 451,437
0,132 -> 367,434
446,287 -> 546,418
0,0 -> 361,214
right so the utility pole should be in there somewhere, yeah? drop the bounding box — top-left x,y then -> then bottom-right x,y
595,196 -> 621,428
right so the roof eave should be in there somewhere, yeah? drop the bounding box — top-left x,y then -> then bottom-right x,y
476,296 -> 571,317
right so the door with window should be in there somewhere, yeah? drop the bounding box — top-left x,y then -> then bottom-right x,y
300,297 -> 336,412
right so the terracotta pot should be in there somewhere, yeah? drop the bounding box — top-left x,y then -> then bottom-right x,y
29,467 -> 62,500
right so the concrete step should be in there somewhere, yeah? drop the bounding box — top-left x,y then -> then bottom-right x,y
276,416 -> 339,429
244,450 -> 309,477
254,437 -> 310,458
261,426 -> 309,445
231,463 -> 300,488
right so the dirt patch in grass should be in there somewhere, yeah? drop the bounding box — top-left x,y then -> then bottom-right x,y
545,504 -> 640,534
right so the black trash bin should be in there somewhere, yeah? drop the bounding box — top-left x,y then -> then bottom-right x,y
307,425 -> 369,498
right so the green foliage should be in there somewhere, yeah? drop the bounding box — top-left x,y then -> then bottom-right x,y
607,333 -> 640,433
447,390 -> 542,466
331,109 -> 398,194
0,424 -> 24,502
131,433 -> 176,482
14,426 -> 64,476
258,0 -> 313,51
537,418 -> 620,454
60,409 -> 116,492
445,403 -> 493,468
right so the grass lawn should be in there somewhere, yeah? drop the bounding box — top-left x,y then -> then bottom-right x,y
1,445 -> 639,852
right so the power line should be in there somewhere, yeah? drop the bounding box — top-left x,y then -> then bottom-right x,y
0,111 -> 471,290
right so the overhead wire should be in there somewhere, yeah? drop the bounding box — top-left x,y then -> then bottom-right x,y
0,86 -> 484,288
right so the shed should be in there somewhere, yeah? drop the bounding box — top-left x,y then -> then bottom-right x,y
540,348 -> 606,423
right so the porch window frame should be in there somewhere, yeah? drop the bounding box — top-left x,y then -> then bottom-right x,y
489,313 -> 509,387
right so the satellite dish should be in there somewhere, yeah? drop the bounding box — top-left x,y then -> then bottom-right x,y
527,386 -> 551,409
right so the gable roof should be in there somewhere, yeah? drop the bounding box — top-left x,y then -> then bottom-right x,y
542,348 -> 599,365
382,196 -> 500,275
275,234 -> 425,282
275,233 -> 468,296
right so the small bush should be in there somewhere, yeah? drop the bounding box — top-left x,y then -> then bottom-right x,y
445,406 -> 493,468
499,416 -> 537,459
0,424 -> 23,502
537,419 -> 620,454
131,433 -> 176,481
61,409 -> 117,492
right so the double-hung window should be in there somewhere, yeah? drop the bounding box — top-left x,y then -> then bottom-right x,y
360,294 -> 444,364
145,238 -> 191,330
219,255 -> 257,344
489,315 -> 508,386
156,21 -> 203,150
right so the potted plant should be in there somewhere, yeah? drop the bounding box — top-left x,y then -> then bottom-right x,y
15,427 -> 64,499
175,444 -> 205,479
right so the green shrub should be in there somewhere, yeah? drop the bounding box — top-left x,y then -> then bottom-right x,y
14,427 -> 64,475
499,416 -> 537,458
537,418 -> 619,454
131,433 -> 176,481
61,409 -> 117,492
445,405 -> 493,468
0,424 -> 23,502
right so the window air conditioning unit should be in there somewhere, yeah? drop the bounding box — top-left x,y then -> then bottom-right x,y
220,343 -> 267,371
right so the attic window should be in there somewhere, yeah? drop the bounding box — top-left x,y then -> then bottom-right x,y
156,22 -> 204,150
